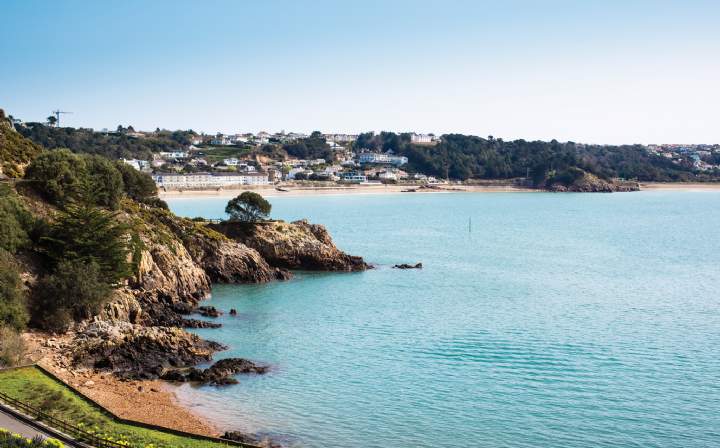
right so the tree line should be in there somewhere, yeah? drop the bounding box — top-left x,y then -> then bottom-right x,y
353,132 -> 719,185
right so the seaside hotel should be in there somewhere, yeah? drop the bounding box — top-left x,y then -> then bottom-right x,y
152,172 -> 270,189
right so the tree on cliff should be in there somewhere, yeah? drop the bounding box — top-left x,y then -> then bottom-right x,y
225,191 -> 271,222
40,202 -> 131,284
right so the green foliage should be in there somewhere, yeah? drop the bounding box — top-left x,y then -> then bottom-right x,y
24,149 -> 87,206
24,150 -> 128,209
0,428 -> 61,447
0,326 -> 27,367
85,155 -> 124,209
283,132 -> 332,161
225,191 -> 271,222
0,112 -> 43,178
40,202 -> 131,285
115,161 -> 158,202
31,260 -> 112,333
18,122 -> 193,160
0,250 -> 28,331
0,184 -> 35,253
353,132 -> 716,183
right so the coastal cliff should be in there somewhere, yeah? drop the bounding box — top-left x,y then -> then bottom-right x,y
209,219 -> 369,271
47,204 -> 365,378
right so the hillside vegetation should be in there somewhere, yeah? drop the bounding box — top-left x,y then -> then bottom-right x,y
356,132 -> 719,185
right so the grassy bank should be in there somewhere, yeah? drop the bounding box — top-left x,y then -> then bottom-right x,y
0,367 -> 235,448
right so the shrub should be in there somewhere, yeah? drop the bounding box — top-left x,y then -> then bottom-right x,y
0,429 -> 64,447
24,149 -> 87,207
31,260 -> 112,333
40,202 -> 130,284
0,326 -> 26,367
0,250 -> 28,331
225,191 -> 271,222
85,155 -> 124,210
0,184 -> 34,253
115,161 -> 158,203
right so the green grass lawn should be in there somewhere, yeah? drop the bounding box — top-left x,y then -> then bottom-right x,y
198,146 -> 251,164
0,367 -> 238,448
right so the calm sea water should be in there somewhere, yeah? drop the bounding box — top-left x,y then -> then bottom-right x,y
167,192 -> 720,448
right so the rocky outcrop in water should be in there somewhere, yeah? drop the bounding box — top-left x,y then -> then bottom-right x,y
394,263 -> 423,269
210,219 -> 369,271
223,431 -> 284,448
548,173 -> 640,193
161,357 -> 270,385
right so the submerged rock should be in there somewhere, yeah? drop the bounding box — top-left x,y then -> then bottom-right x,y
223,431 -> 284,448
160,357 -> 269,385
195,306 -> 222,318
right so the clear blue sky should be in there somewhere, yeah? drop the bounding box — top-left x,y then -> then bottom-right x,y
1,0 -> 718,144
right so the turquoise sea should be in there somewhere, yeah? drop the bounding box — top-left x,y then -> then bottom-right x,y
167,192 -> 720,448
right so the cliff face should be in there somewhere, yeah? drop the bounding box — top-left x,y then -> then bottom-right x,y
210,219 -> 369,272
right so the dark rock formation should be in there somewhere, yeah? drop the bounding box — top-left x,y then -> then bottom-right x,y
393,263 -> 423,269
195,306 -> 222,318
209,219 -> 369,272
160,357 -> 269,385
223,431 -> 284,448
548,173 -> 640,193
71,321 -> 225,379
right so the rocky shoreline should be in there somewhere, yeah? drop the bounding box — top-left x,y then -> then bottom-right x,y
25,207 -> 368,444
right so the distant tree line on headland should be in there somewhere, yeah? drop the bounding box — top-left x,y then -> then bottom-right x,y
17,123 -> 196,160
16,123 -> 720,185
355,132 -> 719,185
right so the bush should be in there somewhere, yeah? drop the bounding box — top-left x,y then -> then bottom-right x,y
115,161 -> 158,203
40,203 -> 130,284
24,149 -> 87,207
0,429 -> 64,447
0,184 -> 34,253
0,326 -> 26,367
0,250 -> 28,331
31,260 -> 112,333
225,191 -> 271,222
25,150 -> 128,209
85,155 -> 124,210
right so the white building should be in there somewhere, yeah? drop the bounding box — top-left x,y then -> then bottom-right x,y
410,133 -> 433,144
121,158 -> 151,172
324,133 -> 357,143
210,135 -> 232,146
340,172 -> 367,183
224,158 -> 240,166
152,172 -> 270,189
158,151 -> 188,159
287,167 -> 311,180
358,152 -> 408,166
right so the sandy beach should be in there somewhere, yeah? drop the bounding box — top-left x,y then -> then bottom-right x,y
158,182 -> 720,200
639,182 -> 720,191
159,183 -> 537,199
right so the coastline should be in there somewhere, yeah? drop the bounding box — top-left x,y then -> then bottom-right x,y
22,332 -> 220,437
639,182 -> 720,191
159,184 -> 537,199
158,182 -> 720,200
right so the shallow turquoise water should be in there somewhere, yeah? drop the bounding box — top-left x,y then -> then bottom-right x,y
168,192 -> 720,448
